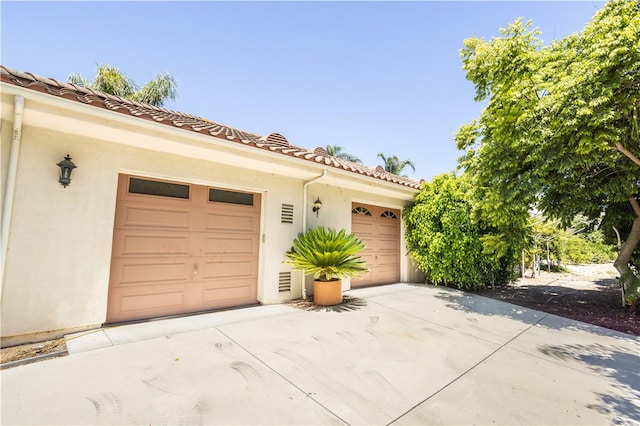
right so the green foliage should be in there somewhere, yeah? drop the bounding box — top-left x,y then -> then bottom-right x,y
404,174 -> 521,290
560,233 -> 616,264
456,0 -> 640,302
377,153 -> 415,176
528,218 -> 616,266
68,64 -> 178,107
284,227 -> 368,281
325,145 -> 362,163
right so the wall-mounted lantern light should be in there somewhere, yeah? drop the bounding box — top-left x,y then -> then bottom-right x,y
57,154 -> 77,188
312,197 -> 322,217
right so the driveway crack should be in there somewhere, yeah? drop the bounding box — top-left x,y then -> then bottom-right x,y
386,313 -> 549,425
216,327 -> 350,425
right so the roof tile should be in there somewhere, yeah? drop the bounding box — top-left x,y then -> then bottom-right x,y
0,65 -> 421,190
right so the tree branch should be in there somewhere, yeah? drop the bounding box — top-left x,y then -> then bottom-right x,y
615,142 -> 640,167
631,197 -> 640,218
612,226 -> 622,250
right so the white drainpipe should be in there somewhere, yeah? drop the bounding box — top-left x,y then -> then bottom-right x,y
1,95 -> 24,299
300,169 -> 328,298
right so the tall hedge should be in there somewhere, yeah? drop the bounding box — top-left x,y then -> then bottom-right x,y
403,174 -> 521,290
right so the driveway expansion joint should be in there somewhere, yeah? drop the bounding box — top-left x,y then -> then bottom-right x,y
386,313 -> 550,425
215,326 -> 350,425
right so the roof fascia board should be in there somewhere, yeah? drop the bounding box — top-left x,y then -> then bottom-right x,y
1,84 -> 325,180
2,83 -> 421,198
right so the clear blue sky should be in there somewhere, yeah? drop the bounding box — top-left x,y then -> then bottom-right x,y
2,1 -> 605,180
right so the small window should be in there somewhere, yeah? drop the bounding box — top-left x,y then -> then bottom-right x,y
128,178 -> 190,199
381,210 -> 398,219
209,188 -> 254,206
352,206 -> 372,216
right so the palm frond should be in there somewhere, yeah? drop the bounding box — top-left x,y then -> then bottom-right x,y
284,227 -> 368,281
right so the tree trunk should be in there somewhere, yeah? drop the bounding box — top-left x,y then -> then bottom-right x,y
613,198 -> 640,306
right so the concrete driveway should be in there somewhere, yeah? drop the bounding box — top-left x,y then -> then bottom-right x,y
2,284 -> 639,425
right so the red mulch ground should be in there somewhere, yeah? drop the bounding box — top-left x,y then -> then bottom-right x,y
474,264 -> 639,336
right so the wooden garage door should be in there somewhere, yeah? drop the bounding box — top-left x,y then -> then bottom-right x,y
106,175 -> 260,323
351,203 -> 400,287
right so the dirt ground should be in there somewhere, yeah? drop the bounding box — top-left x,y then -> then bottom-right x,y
475,263 -> 639,336
1,338 -> 67,367
2,263 -> 638,367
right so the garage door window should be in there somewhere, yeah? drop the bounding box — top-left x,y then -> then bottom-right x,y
381,210 -> 398,219
128,178 -> 190,199
352,206 -> 372,216
209,188 -> 254,206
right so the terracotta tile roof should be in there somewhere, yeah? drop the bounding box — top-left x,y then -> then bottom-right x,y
1,65 -> 422,190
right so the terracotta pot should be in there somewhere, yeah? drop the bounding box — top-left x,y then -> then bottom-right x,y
313,279 -> 343,306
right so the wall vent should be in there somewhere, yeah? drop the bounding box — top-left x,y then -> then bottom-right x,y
281,203 -> 294,224
279,272 -> 292,292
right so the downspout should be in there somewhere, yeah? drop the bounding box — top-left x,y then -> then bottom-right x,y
300,169 -> 328,298
1,95 -> 24,299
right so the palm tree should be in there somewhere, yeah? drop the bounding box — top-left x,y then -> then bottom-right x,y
377,153 -> 415,176
68,64 -> 178,107
325,145 -> 362,163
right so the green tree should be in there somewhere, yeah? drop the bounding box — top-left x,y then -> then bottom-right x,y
325,145 -> 362,163
456,0 -> 640,305
377,153 -> 415,176
68,64 -> 178,107
403,174 -> 520,289
529,217 -> 616,270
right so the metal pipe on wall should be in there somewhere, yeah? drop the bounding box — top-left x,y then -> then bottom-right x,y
300,169 -> 328,298
1,95 -> 25,300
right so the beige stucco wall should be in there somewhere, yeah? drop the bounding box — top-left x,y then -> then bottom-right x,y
303,182 -> 421,292
0,86 -> 420,345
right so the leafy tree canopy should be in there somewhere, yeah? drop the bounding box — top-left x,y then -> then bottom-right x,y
456,0 -> 640,304
377,153 -> 415,176
68,64 -> 178,107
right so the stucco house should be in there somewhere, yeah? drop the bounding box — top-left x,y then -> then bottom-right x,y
1,65 -> 423,346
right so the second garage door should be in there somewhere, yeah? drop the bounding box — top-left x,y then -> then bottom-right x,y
351,203 -> 401,287
107,175 -> 261,323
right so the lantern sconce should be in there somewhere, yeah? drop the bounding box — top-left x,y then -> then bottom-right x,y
312,197 -> 322,217
57,154 -> 77,188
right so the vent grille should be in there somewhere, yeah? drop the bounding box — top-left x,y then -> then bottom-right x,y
279,272 -> 292,292
281,203 -> 294,224
261,133 -> 290,147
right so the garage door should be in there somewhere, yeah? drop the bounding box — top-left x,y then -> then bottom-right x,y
351,203 -> 400,287
106,175 -> 260,323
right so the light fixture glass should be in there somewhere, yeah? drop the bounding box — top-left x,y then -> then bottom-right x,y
57,154 -> 77,188
312,197 -> 322,216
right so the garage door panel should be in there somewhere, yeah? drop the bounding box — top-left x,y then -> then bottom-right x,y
202,284 -> 256,307
352,221 -> 374,235
352,203 -> 400,288
204,213 -> 258,232
378,223 -> 400,236
203,234 -> 258,255
202,259 -> 257,279
114,231 -> 190,256
107,175 -> 261,323
119,289 -> 185,313
113,260 -> 191,285
377,253 -> 400,266
118,205 -> 192,229
354,272 -> 372,285
376,238 -> 400,251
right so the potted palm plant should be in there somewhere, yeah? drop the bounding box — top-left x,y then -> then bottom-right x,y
285,226 -> 368,306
